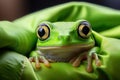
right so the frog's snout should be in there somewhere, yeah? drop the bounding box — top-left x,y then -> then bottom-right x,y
58,35 -> 71,42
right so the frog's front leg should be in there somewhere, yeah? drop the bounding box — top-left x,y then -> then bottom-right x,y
69,52 -> 87,67
29,51 -> 51,69
87,47 -> 101,72
70,47 -> 101,72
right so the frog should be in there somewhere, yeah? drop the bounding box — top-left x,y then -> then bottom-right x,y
29,20 -> 101,72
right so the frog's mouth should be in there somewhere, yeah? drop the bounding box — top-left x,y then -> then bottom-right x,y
37,43 -> 94,62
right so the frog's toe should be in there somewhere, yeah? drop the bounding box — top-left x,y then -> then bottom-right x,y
29,57 -> 34,62
86,65 -> 93,73
29,56 -> 51,69
70,53 -> 87,67
93,53 -> 101,66
87,52 -> 101,72
29,56 -> 41,69
71,56 -> 82,67
39,56 -> 51,68
95,59 -> 101,66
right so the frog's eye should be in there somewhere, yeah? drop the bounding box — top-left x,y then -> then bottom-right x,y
37,24 -> 50,40
77,21 -> 91,39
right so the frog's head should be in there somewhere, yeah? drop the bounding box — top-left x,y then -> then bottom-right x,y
36,20 -> 95,61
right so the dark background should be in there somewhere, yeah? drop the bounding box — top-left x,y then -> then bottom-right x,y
0,0 -> 120,21
29,0 -> 120,12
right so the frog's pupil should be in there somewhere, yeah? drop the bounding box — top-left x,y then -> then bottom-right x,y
38,28 -> 45,37
82,26 -> 89,35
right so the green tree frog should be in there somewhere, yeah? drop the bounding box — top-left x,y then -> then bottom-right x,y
29,20 -> 101,72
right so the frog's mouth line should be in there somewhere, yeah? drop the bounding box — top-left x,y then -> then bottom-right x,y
37,43 -> 94,62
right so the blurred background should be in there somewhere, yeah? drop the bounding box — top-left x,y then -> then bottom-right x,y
0,0 -> 120,21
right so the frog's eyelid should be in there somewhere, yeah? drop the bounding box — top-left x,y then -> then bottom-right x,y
36,23 -> 51,33
39,22 -> 54,29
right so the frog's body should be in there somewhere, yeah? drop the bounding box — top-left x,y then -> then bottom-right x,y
29,20 -> 101,72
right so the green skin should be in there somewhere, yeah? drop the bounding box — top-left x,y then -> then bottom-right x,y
1,2 -> 120,80
30,20 -> 101,73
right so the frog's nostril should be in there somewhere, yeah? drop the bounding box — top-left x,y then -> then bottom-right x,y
58,36 -> 71,41
66,36 -> 71,41
58,36 -> 63,40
